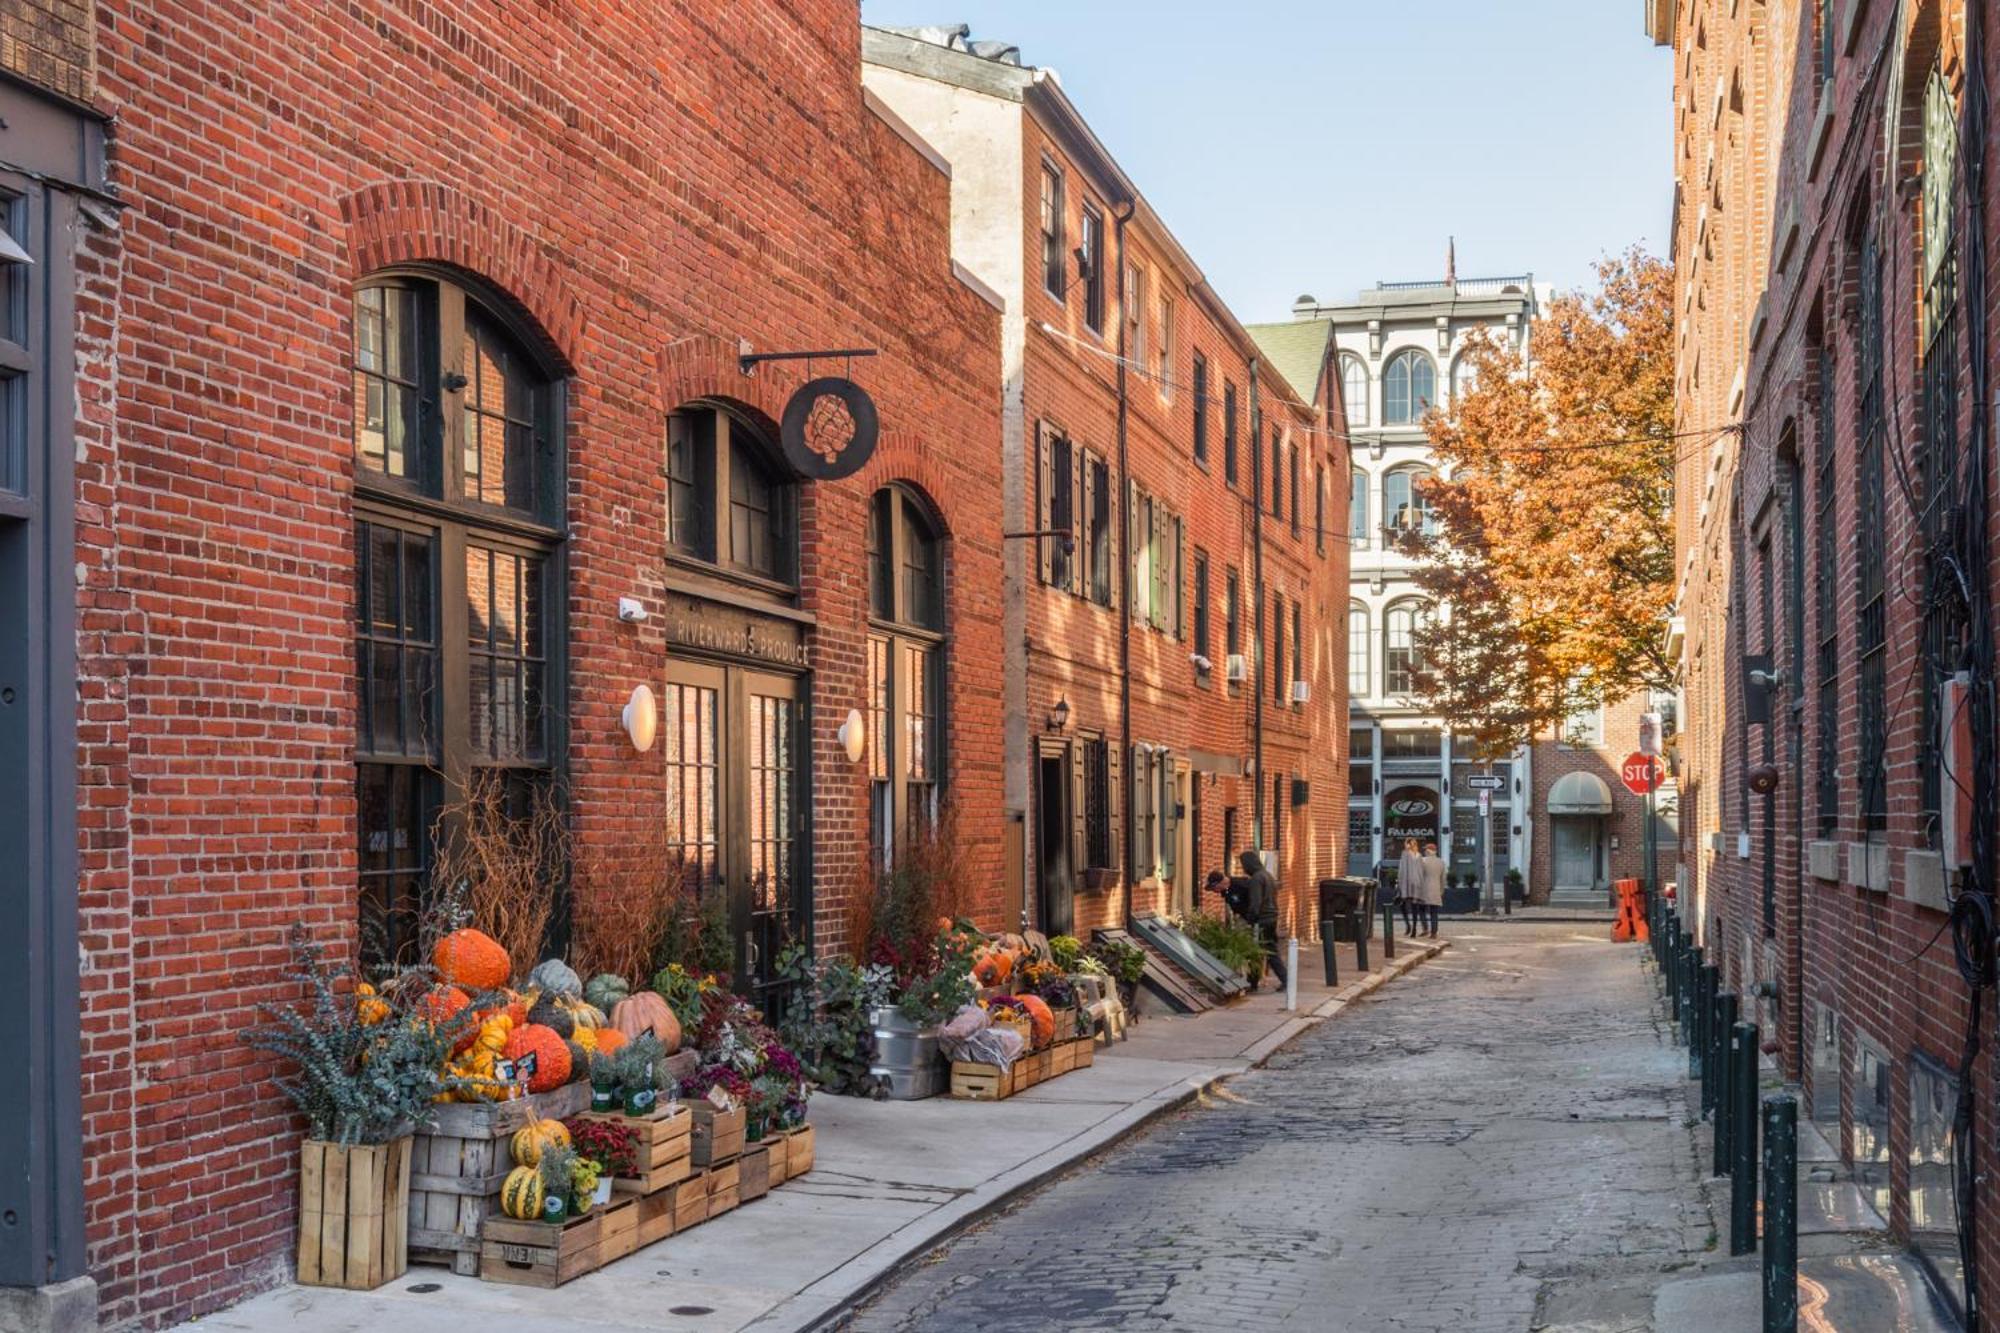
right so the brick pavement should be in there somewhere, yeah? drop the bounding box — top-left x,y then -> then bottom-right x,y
844,923 -> 1713,1332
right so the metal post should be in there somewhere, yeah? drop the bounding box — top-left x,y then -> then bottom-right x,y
1702,969 -> 1724,1118
1380,900 -> 1396,962
1667,918 -> 1683,1023
1355,904 -> 1369,971
1695,961 -> 1716,1084
1763,1094 -> 1798,1331
1731,1020 -> 1759,1254
1322,932 -> 1338,987
1712,992 -> 1738,1173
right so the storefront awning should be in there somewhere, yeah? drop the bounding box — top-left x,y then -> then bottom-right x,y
1547,771 -> 1614,815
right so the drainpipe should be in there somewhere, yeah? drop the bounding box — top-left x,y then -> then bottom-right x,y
1114,198 -> 1136,928
1249,360 -> 1264,852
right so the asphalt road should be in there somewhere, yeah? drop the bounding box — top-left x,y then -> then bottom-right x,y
843,922 -> 1711,1333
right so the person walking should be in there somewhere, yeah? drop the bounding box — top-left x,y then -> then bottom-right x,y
1236,849 -> 1287,991
1396,838 -> 1425,937
1418,841 -> 1448,938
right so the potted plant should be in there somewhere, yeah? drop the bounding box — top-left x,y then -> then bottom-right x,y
245,927 -> 468,1290
1505,868 -> 1526,904
869,927 -> 976,1100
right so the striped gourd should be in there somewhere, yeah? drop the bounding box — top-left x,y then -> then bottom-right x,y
510,1118 -> 570,1166
501,1165 -> 545,1220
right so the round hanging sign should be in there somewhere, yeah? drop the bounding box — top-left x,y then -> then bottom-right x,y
779,376 -> 880,481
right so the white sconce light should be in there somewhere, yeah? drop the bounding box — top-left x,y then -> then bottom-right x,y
837,708 -> 866,764
623,684 -> 658,753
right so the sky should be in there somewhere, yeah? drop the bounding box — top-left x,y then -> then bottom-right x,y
857,0 -> 1674,321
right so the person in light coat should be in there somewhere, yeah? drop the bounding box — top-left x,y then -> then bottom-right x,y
1418,841 -> 1448,938
1395,838 -> 1425,938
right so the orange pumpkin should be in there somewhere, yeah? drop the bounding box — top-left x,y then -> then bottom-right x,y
592,1026 -> 628,1055
420,985 -> 471,1026
434,928 -> 511,991
1016,995 -> 1055,1047
609,991 -> 682,1053
972,949 -> 1013,988
502,1023 -> 572,1093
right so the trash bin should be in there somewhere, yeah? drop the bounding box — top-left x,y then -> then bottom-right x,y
1318,876 -> 1376,943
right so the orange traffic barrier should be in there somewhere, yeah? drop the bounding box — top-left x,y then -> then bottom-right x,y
1612,877 -> 1648,943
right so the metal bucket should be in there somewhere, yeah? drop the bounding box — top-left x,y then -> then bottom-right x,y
868,1006 -> 945,1100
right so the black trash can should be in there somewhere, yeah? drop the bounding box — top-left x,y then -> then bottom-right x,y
1318,876 -> 1376,943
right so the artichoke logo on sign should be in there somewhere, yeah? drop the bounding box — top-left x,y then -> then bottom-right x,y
780,376 -> 880,481
1387,796 -> 1435,819
1383,784 -> 1440,847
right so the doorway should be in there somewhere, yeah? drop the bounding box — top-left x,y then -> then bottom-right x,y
1036,745 -> 1073,936
663,660 -> 805,1012
1552,816 -> 1601,893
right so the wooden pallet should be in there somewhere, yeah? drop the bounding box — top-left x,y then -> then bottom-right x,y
575,1104 -> 692,1194
298,1137 -> 410,1291
1094,928 -> 1212,1014
479,1208 -> 602,1289
691,1104 -> 746,1167
409,1084 -> 589,1275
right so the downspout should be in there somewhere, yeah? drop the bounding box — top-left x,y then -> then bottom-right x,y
1114,197 -> 1136,928
1249,359 -> 1265,852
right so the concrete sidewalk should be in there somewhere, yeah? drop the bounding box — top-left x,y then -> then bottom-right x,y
174,937 -> 1447,1333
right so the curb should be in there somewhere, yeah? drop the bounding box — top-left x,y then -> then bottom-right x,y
771,936 -> 1451,1332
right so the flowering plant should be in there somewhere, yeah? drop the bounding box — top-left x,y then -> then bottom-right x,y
652,962 -> 725,1033
566,1116 -> 639,1179
681,1064 -> 751,1108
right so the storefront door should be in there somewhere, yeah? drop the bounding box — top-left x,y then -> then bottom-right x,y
664,661 -> 805,1011
1035,742 -> 1074,937
1553,816 -> 1600,891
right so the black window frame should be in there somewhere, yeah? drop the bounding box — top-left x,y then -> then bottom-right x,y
1191,352 -> 1210,466
1854,226 -> 1886,836
1081,203 -> 1106,333
1223,380 -> 1239,486
665,402 -> 799,592
868,484 -> 949,860
1814,325 -> 1840,836
1193,548 -> 1211,661
1084,449 -> 1113,607
1040,160 -> 1066,299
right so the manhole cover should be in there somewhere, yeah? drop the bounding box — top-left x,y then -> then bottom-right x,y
404,1282 -> 442,1294
669,1307 -> 714,1317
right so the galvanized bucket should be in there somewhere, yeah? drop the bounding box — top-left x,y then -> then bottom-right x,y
867,1006 -> 944,1100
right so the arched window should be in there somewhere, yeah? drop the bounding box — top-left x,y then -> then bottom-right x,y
1348,602 -> 1370,697
1341,354 -> 1369,427
1451,354 -> 1479,403
1349,468 -> 1369,548
1383,466 -> 1438,538
352,272 -> 566,964
666,403 -> 797,587
1384,599 -> 1428,695
1383,349 -> 1437,425
868,485 -> 947,863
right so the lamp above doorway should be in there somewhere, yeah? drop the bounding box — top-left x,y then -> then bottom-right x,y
623,684 -> 658,753
837,709 -> 867,764
1047,696 -> 1071,734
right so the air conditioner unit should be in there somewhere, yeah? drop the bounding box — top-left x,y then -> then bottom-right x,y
1291,679 -> 1311,705
1190,652 -> 1214,674
1225,654 -> 1247,683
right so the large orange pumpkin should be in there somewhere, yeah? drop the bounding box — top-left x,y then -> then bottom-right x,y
591,1026 -> 628,1055
434,928 -> 511,991
420,985 -> 471,1026
972,949 -> 1013,988
1016,995 -> 1055,1047
503,1023 -> 572,1093
609,991 -> 681,1053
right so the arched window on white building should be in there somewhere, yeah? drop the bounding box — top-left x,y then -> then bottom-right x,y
1341,354 -> 1369,428
1383,348 -> 1436,425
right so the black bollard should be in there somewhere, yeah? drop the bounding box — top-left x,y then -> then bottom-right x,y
1696,962 -> 1718,1087
1668,919 -> 1683,1025
1354,907 -> 1370,971
1321,932 -> 1338,987
1380,901 -> 1395,963
1712,993 -> 1738,1173
1731,1020 -> 1759,1255
1762,1094 -> 1798,1331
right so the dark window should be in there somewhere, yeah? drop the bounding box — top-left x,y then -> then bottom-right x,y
1384,467 -> 1437,537
1384,349 -> 1436,425
1222,805 -> 1239,871
1269,430 -> 1283,520
1083,736 -> 1112,870
1192,353 -> 1210,465
1272,773 -> 1285,865
1920,66 -> 1961,846
665,403 -> 796,587
1817,0 -> 1835,86
352,273 -> 565,964
1225,567 -> 1242,658
1223,380 -> 1240,485
869,485 -> 948,860
1381,727 -> 1443,759
1081,204 -> 1106,332
1814,325 -> 1839,835
1290,446 -> 1302,537
1315,463 -> 1326,553
1350,726 -> 1374,797
1085,451 -> 1113,606
1272,591 -> 1286,703
1172,515 -> 1186,639
1040,163 -> 1066,297
1855,229 -> 1886,834
1291,601 -> 1302,699
1193,549 -> 1211,659
1042,428 -> 1076,592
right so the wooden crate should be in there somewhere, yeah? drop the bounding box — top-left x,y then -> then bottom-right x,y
636,1186 -> 677,1247
478,1210 -> 602,1289
763,1133 -> 789,1183
576,1104 -> 692,1195
672,1173 -> 709,1231
691,1104 -> 746,1167
408,1083 -> 589,1275
1072,1035 -> 1095,1068
949,1060 -> 1012,1101
738,1145 -> 771,1203
1049,1040 -> 1076,1076
595,1195 -> 639,1264
298,1137 -> 411,1290
782,1124 -> 813,1177
705,1159 -> 741,1216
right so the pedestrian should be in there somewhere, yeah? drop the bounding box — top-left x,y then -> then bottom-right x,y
1419,841 -> 1447,938
1236,849 -> 1287,991
1396,837 -> 1425,937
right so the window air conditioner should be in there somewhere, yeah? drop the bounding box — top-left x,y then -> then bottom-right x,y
1225,653 -> 1247,683
1291,679 -> 1311,705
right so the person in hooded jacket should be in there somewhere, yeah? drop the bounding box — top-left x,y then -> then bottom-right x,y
1396,838 -> 1425,937
1233,849 -> 1287,991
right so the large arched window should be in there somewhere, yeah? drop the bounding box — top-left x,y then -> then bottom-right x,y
868,485 -> 947,864
1341,354 -> 1369,427
1451,354 -> 1479,404
1349,467 -> 1369,548
1383,349 -> 1437,425
666,403 -> 797,587
1384,598 -> 1428,696
353,272 -> 566,963
1383,466 -> 1438,538
1348,602 -> 1370,697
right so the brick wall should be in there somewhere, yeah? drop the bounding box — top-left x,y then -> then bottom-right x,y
72,2 -> 1000,1326
1526,690 -> 1657,903
1,0 -> 91,102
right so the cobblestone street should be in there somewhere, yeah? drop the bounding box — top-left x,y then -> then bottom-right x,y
846,923 -> 1712,1333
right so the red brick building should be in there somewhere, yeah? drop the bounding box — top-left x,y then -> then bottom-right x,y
1651,0 -> 1999,1319
7,2 -> 1006,1327
1527,689 -> 1675,907
863,25 -> 1350,948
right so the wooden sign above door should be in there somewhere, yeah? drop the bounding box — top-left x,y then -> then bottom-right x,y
663,593 -> 809,669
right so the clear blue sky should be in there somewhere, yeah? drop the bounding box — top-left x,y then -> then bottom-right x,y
858,0 -> 1673,321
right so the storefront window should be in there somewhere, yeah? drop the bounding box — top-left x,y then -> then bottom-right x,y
868,485 -> 948,864
665,403 -> 796,587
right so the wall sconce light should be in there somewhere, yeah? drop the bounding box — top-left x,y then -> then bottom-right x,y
837,708 -> 867,764
1047,696 -> 1071,734
623,684 -> 658,753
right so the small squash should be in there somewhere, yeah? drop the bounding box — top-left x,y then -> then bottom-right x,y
500,1165 -> 546,1220
510,1118 -> 571,1166
434,929 -> 511,991
609,991 -> 682,1053
583,973 -> 631,1013
592,1026 -> 628,1056
354,982 -> 390,1026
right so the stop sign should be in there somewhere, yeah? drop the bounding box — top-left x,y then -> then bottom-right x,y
1620,752 -> 1666,795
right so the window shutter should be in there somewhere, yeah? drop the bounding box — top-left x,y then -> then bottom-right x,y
1127,480 -> 1141,625
1173,516 -> 1186,639
1163,754 -> 1179,885
1036,424 -> 1053,586
1070,441 -> 1086,596
1106,463 -> 1119,612
1069,740 -> 1087,874
1107,742 -> 1124,884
